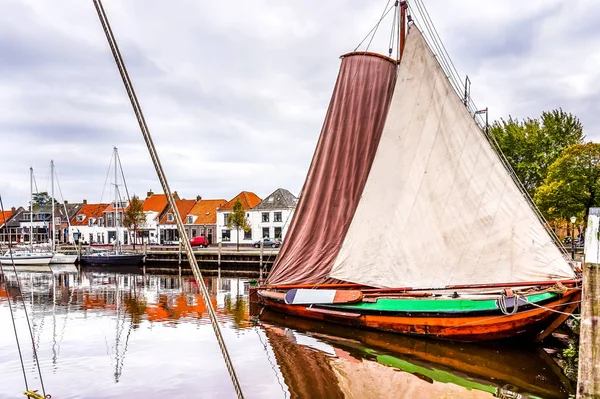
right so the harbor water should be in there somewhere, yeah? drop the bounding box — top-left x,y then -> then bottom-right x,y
0,267 -> 574,398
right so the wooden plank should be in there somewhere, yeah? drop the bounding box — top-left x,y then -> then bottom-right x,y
305,307 -> 362,318
285,289 -> 362,305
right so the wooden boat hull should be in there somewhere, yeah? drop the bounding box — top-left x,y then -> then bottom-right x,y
257,288 -> 581,342
80,254 -> 143,266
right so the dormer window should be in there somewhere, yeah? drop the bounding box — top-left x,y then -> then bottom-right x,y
186,215 -> 194,224
88,218 -> 96,227
167,213 -> 174,222
77,214 -> 85,222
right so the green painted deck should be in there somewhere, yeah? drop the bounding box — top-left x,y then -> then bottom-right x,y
334,292 -> 556,313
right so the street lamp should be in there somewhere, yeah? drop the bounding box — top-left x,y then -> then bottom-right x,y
570,216 -> 577,261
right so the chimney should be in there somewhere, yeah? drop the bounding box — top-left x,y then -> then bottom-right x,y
83,199 -> 87,204
11,207 -> 15,213
63,200 -> 68,205
173,191 -> 180,200
147,190 -> 154,197
196,195 -> 202,202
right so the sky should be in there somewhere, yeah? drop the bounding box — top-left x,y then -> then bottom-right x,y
1,0 -> 599,208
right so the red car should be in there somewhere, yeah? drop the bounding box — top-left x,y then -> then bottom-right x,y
190,236 -> 209,248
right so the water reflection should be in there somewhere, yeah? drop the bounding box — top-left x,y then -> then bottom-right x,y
0,268 -> 573,399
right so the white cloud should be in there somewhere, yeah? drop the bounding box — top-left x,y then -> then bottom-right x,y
0,0 -> 598,208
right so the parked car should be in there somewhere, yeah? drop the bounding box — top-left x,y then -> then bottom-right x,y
253,237 -> 281,248
190,236 -> 209,248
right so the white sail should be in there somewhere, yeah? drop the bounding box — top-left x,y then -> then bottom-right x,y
329,26 -> 575,288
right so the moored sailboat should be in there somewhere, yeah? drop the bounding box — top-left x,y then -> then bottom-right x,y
256,4 -> 581,342
49,160 -> 78,264
0,167 -> 53,266
80,147 -> 143,266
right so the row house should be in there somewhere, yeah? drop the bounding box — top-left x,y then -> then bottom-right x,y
184,198 -> 226,245
249,188 -> 297,242
216,191 -> 262,245
69,203 -> 110,244
0,207 -> 22,245
137,191 -> 170,245
158,199 -> 197,244
17,202 -> 83,245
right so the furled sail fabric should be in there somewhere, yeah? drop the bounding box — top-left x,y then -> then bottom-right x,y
329,26 -> 575,288
266,53 -> 397,285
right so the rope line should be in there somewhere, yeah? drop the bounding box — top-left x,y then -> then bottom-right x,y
91,1 -> 244,397
0,195 -> 47,397
354,0 -> 393,52
99,151 -> 115,204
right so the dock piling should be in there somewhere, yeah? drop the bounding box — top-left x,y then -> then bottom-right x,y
259,241 -> 264,281
578,210 -> 600,398
577,261 -> 600,398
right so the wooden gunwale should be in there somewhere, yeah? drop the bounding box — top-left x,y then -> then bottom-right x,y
264,278 -> 581,293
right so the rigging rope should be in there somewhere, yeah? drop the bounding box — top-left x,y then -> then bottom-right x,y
354,0 -> 394,52
0,195 -> 48,398
99,150 -> 115,204
91,1 -> 244,397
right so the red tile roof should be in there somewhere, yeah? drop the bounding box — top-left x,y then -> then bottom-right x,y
0,210 -> 12,227
71,203 -> 110,226
142,194 -> 169,212
158,199 -> 197,224
219,191 -> 261,211
187,199 -> 227,225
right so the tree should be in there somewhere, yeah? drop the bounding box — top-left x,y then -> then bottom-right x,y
123,195 -> 146,249
227,199 -> 251,252
31,192 -> 58,211
489,109 -> 584,197
534,143 -> 600,230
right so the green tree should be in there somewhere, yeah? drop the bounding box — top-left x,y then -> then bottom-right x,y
534,143 -> 600,229
227,199 -> 251,252
31,192 -> 58,211
123,195 -> 146,249
489,109 -> 584,197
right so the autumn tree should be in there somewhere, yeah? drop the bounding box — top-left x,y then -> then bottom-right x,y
489,109 -> 584,197
534,143 -> 600,230
227,199 -> 251,252
123,195 -> 146,249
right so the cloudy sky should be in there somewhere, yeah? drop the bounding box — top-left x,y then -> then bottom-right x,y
1,0 -> 599,208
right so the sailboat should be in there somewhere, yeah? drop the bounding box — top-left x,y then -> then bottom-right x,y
49,160 -> 78,265
80,147 -> 143,266
255,6 -> 581,341
0,167 -> 53,266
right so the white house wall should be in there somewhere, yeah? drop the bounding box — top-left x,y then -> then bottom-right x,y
249,208 -> 295,242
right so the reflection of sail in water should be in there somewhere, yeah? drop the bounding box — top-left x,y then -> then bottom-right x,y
259,310 -> 573,399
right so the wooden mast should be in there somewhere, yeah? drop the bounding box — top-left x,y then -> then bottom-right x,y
399,1 -> 407,61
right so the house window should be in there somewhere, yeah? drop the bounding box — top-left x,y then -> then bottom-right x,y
191,229 -> 197,237
222,229 -> 230,241
54,217 -> 62,225
77,215 -> 85,222
244,230 -> 252,240
200,228 -> 205,235
88,218 -> 95,227
98,217 -> 104,227
262,227 -> 270,238
274,212 -> 282,222
274,227 -> 282,239
186,215 -> 194,224
262,212 -> 270,222
167,213 -> 174,222
223,213 -> 229,225
107,214 -> 114,227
